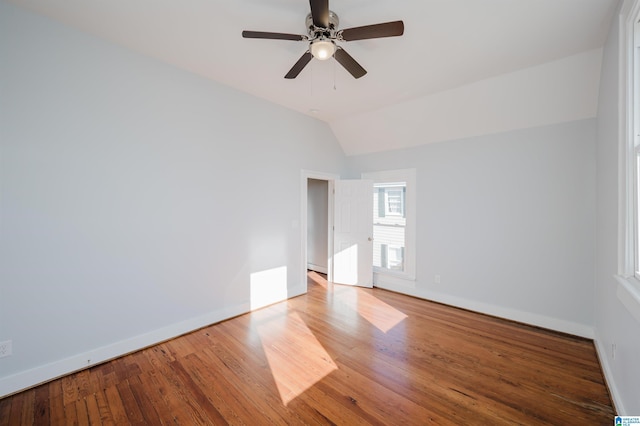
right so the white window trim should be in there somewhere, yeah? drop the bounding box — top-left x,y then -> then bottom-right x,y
363,169 -> 416,284
616,0 -> 640,324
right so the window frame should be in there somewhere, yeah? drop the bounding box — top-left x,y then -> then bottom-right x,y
616,0 -> 640,323
363,169 -> 416,283
634,17 -> 640,279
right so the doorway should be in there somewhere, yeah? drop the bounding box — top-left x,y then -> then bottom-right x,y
307,178 -> 329,274
300,170 -> 375,291
301,170 -> 337,291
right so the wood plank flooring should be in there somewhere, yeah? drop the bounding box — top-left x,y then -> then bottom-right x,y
0,271 -> 614,425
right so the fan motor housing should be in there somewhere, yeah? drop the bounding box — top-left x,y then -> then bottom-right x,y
306,10 -> 339,33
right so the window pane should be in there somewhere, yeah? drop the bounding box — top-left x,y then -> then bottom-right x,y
386,190 -> 403,215
387,246 -> 404,271
636,151 -> 640,276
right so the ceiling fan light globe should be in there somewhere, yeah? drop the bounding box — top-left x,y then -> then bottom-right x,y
311,40 -> 335,60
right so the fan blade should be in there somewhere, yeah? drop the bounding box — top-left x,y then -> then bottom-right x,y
242,31 -> 305,41
334,47 -> 367,79
309,0 -> 329,28
285,51 -> 313,79
340,21 -> 404,41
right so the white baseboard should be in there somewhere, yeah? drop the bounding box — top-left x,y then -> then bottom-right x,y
0,283 -> 314,399
1,281 -> 599,399
374,280 -> 595,338
287,284 -> 308,299
0,299 -> 263,398
374,272 -> 416,289
593,333 -> 625,415
307,263 -> 328,274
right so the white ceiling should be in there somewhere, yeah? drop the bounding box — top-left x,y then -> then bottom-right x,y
8,0 -> 618,155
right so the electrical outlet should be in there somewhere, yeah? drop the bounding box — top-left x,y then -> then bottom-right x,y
612,343 -> 617,360
0,340 -> 12,358
434,275 -> 441,284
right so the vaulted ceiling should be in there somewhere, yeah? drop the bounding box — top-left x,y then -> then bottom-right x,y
8,0 -> 619,155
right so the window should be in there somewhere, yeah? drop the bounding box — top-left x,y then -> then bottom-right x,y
373,183 -> 407,272
622,1 -> 640,280
363,169 -> 416,283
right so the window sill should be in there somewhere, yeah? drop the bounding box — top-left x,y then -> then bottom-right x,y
614,274 -> 640,324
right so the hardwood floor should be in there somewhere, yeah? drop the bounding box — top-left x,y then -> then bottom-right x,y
0,271 -> 614,425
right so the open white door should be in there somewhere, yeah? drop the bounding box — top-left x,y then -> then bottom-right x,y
332,179 -> 373,287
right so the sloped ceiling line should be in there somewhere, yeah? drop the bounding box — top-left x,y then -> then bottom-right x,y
332,49 -> 604,156
6,0 -> 617,155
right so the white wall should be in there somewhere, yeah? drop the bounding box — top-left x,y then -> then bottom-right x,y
307,179 -> 328,273
347,119 -> 597,337
0,1 -> 346,396
594,1 -> 640,414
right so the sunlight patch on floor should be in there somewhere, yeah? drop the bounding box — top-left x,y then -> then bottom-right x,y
333,285 -> 408,333
307,270 -> 328,288
256,310 -> 337,405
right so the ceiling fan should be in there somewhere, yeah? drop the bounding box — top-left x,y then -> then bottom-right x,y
242,0 -> 404,79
